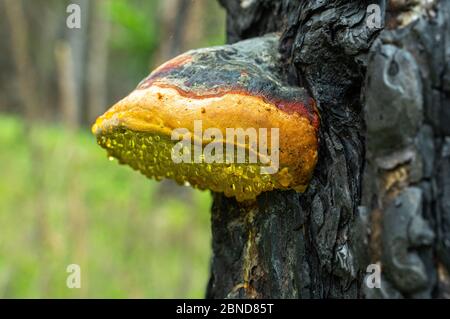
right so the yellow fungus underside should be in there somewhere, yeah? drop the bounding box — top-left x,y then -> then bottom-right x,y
93,85 -> 318,201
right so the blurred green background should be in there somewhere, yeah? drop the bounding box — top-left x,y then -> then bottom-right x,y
0,0 -> 226,298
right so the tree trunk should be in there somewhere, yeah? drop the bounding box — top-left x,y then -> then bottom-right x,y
87,0 -> 110,125
67,0 -> 89,126
207,0 -> 450,299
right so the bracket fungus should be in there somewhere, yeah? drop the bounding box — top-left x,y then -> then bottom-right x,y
92,34 -> 319,201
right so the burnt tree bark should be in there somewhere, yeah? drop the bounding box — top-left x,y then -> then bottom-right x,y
206,0 -> 450,299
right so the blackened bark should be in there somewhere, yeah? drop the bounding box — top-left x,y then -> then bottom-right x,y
207,0 -> 450,299
362,0 -> 450,298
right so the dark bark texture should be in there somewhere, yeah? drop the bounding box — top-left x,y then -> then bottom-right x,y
207,0 -> 450,298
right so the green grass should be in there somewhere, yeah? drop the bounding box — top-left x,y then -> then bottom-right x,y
0,115 -> 212,298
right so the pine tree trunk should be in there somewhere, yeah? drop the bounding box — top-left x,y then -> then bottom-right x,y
206,0 -> 450,299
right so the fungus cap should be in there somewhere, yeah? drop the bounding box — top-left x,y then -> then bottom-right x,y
92,35 -> 319,201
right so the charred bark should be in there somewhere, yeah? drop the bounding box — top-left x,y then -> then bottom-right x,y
207,0 -> 450,299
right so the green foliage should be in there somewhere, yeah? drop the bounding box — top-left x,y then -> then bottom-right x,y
106,0 -> 161,91
107,0 -> 159,59
0,115 -> 212,298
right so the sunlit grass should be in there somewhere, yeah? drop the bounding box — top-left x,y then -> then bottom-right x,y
0,115 -> 212,298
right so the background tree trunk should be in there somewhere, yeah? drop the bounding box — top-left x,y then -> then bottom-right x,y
86,0 -> 110,125
207,0 -> 450,299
